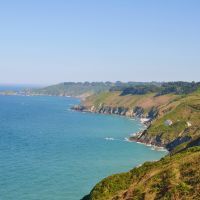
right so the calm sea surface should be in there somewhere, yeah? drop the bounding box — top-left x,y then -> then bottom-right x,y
0,95 -> 166,200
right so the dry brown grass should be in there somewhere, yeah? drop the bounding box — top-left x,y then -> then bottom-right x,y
136,94 -> 176,110
84,91 -> 177,112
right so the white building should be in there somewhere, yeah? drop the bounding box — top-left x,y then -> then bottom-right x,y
164,119 -> 173,126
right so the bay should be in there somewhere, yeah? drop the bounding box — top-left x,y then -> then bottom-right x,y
0,96 -> 166,200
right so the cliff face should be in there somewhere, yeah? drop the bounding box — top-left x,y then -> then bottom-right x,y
72,104 -> 150,118
77,89 -> 200,200
73,90 -> 200,152
131,129 -> 193,150
131,91 -> 200,151
82,147 -> 200,200
72,91 -> 165,120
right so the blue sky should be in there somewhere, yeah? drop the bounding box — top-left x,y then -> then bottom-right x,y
0,0 -> 199,85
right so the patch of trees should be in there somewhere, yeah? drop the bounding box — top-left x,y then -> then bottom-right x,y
120,85 -> 160,95
114,82 -> 200,96
157,81 -> 200,96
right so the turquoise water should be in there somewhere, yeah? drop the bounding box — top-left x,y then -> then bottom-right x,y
0,96 -> 166,200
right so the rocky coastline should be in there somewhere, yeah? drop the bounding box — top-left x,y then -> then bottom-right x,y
72,104 -> 190,152
129,130 -> 170,151
129,127 -> 195,152
71,104 -> 157,119
71,104 -> 171,150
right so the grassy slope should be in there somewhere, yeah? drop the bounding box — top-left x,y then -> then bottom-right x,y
84,91 -> 177,113
83,90 -> 200,147
81,89 -> 200,200
82,147 -> 200,200
145,90 -> 200,143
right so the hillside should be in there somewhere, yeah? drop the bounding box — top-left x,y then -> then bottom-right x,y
11,81 -> 197,101
28,82 -> 114,97
77,83 -> 200,200
132,89 -> 200,150
82,146 -> 200,200
74,84 -> 200,152
27,82 -> 154,98
81,91 -> 177,117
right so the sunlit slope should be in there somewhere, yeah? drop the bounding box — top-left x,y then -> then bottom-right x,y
82,147 -> 200,200
83,89 -> 200,150
83,91 -> 177,114
139,90 -> 200,149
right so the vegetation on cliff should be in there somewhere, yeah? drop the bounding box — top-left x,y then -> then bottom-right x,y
79,83 -> 200,152
135,89 -> 200,150
82,146 -> 200,200
82,91 -> 177,117
22,81 -> 199,199
79,82 -> 200,200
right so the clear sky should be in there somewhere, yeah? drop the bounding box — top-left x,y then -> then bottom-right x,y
0,0 -> 199,85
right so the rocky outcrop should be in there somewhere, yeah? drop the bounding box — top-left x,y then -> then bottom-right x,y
130,130 -> 166,147
130,129 -> 195,151
166,136 -> 192,151
133,106 -> 144,117
98,106 -> 129,115
147,106 -> 158,118
72,105 -> 87,112
72,104 -> 155,120
72,104 -> 196,151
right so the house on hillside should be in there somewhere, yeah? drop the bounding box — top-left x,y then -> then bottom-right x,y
164,119 -> 173,126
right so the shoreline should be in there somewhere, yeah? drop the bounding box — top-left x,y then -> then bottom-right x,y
128,137 -> 168,152
71,106 -> 169,152
1,93 -> 168,152
128,130 -> 169,151
128,130 -> 168,152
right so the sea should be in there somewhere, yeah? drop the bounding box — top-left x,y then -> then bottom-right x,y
0,94 -> 167,200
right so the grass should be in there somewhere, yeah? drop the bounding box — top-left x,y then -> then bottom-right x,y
146,91 -> 200,142
84,89 -> 200,146
81,89 -> 200,200
84,91 -> 177,114
82,147 -> 200,200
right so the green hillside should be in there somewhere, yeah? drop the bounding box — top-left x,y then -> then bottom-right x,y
28,81 -> 154,97
29,82 -> 114,97
82,147 -> 200,200
28,81 -> 200,99
79,83 -> 200,200
80,84 -> 200,151
136,90 -> 200,150
83,91 -> 177,115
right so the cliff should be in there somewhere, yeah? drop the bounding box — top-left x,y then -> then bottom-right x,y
79,86 -> 200,200
73,89 -> 200,152
72,91 -> 177,119
130,90 -> 200,151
